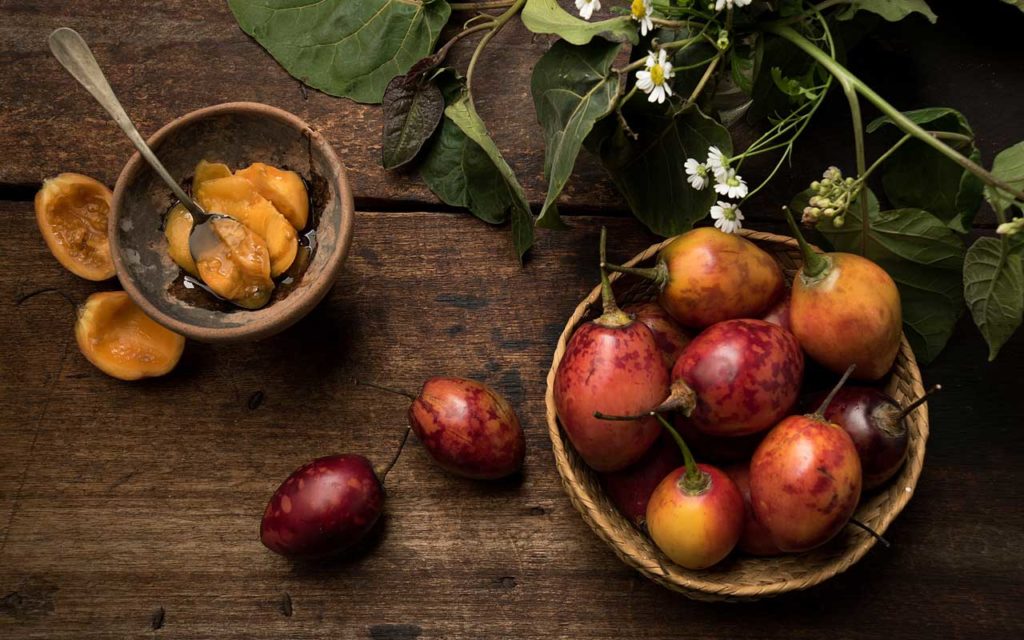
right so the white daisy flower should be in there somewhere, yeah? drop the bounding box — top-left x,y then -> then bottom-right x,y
706,146 -> 728,177
684,158 -> 711,190
631,0 -> 654,37
714,168 -> 749,199
715,0 -> 753,11
575,0 -> 601,20
710,201 -> 744,234
635,49 -> 675,105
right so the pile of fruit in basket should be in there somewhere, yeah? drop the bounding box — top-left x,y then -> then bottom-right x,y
553,221 -> 936,569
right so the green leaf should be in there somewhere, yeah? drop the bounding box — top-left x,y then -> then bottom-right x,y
964,237 -> 1024,360
806,192 -> 966,363
521,0 -> 638,46
419,116 -> 471,210
838,0 -> 937,24
985,141 -> 1024,215
588,105 -> 732,237
868,107 -> 981,232
381,62 -> 445,170
1001,0 -> 1024,13
228,0 -> 451,104
531,39 -> 622,229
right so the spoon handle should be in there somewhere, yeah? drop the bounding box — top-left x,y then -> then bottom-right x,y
48,27 -> 205,218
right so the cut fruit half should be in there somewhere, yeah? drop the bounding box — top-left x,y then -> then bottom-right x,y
35,173 -> 115,281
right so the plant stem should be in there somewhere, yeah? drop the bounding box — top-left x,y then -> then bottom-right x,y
772,0 -> 852,26
837,77 -> 870,255
655,414 -> 709,494
466,0 -> 525,94
895,384 -> 942,422
449,0 -> 513,10
356,379 -> 417,401
766,23 -> 1024,224
375,427 -> 412,483
683,54 -> 721,107
860,134 -> 912,183
434,21 -> 494,61
815,364 -> 857,415
782,206 -> 830,278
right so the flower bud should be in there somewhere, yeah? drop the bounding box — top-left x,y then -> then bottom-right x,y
833,216 -> 845,228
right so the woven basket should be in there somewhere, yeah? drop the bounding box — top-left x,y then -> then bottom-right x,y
544,229 -> 928,601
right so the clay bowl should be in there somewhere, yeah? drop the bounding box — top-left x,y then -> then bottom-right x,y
110,102 -> 354,342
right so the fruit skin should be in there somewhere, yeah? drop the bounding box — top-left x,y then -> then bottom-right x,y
672,319 -> 804,437
600,432 -> 683,527
75,291 -> 185,381
724,464 -> 781,556
408,377 -> 525,480
760,291 -> 793,334
791,252 -> 901,381
554,320 -> 667,472
35,173 -> 115,281
656,228 -> 785,329
260,455 -> 383,559
623,302 -> 691,370
817,387 -> 909,490
646,464 -> 744,569
674,415 -> 764,464
750,414 -> 862,552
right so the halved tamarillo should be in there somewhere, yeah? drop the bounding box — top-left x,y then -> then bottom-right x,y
784,208 -> 902,381
553,228 -> 667,472
604,227 -> 784,329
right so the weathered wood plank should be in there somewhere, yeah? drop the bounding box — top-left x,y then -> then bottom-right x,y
1,202 -> 1022,639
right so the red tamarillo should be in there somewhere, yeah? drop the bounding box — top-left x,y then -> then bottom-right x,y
784,207 -> 902,381
622,302 -> 691,370
554,228 -> 667,472
604,227 -> 785,329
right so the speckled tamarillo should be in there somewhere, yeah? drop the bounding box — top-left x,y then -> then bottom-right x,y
553,228 -> 668,472
783,207 -> 902,381
657,319 -> 805,437
260,432 -> 410,559
621,302 -> 692,371
600,431 -> 684,527
360,377 -> 526,480
812,384 -> 939,491
750,366 -> 863,553
603,227 -> 785,329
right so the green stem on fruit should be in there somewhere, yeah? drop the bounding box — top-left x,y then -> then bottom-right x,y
782,206 -> 831,279
356,379 -> 417,401
602,261 -> 669,289
814,364 -> 857,416
656,414 -> 710,495
466,0 -> 525,94
766,24 -> 1024,225
374,426 -> 412,483
595,227 -> 633,328
895,384 -> 942,422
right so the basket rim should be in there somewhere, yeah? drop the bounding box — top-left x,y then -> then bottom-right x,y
544,228 -> 929,600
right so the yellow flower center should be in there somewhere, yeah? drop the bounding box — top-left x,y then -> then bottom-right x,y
727,176 -> 740,187
631,0 -> 646,18
650,63 -> 665,86
723,207 -> 736,221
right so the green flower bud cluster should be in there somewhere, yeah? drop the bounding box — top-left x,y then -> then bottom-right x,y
997,217 -> 1024,237
802,166 -> 859,228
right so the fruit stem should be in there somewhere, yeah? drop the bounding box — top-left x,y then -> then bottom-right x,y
656,414 -> 710,495
814,364 -> 856,416
895,384 -> 941,422
782,206 -> 830,279
655,379 -> 698,418
374,426 -> 412,483
595,227 -> 633,328
356,379 -> 417,401
849,517 -> 891,549
602,262 -> 669,288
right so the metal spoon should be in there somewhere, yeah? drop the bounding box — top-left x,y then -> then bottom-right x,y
47,27 -> 256,305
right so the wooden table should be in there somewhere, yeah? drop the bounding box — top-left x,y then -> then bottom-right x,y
2,1 -> 1022,638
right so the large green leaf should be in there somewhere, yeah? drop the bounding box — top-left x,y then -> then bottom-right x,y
531,39 -> 621,229
587,104 -> 731,237
522,0 -> 638,45
838,0 -> 937,23
805,191 -> 966,363
868,108 -> 982,232
964,237 -> 1024,360
984,141 -> 1024,216
228,0 -> 451,104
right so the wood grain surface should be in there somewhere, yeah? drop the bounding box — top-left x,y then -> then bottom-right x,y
1,203 -> 1022,639
2,0 -> 1024,638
